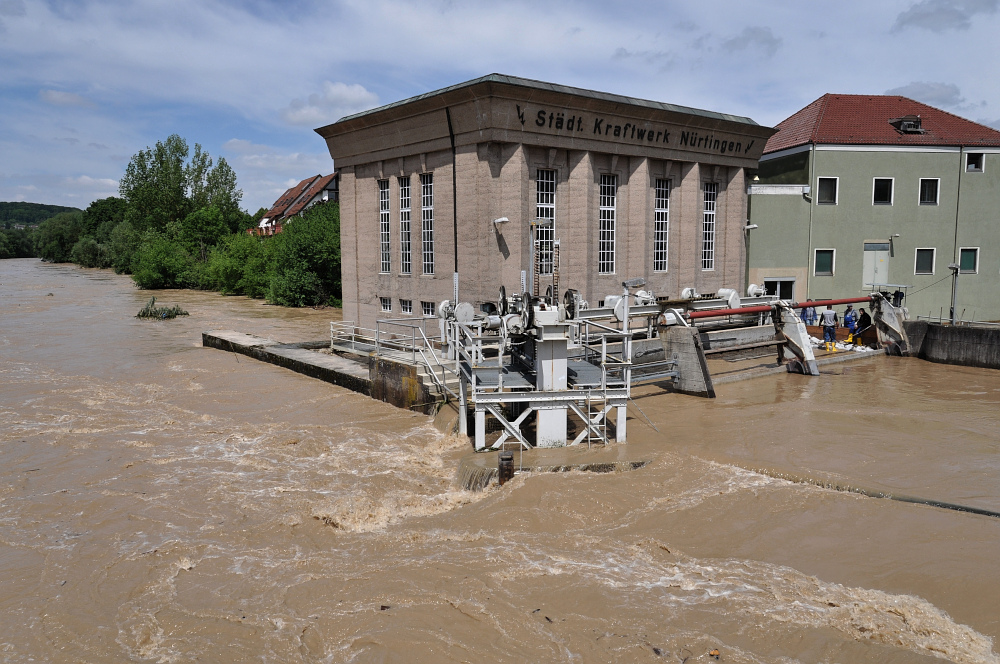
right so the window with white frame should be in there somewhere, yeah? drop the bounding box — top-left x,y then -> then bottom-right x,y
421,301 -> 435,316
653,178 -> 670,272
702,182 -> 718,270
400,299 -> 412,314
378,179 -> 390,273
873,178 -> 893,205
536,169 -> 555,275
817,177 -> 838,205
598,174 -> 617,274
959,247 -> 979,273
966,153 -> 984,172
399,176 -> 412,275
919,178 -> 939,205
814,248 -> 835,276
380,297 -> 392,312
915,248 -> 935,275
420,173 -> 434,275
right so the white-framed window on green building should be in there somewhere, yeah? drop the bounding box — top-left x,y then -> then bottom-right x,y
817,177 -> 838,205
959,247 -> 979,274
873,178 -> 893,205
598,174 -> 617,274
814,248 -> 835,276
653,178 -> 670,272
966,153 -> 984,173
535,169 -> 556,275
702,182 -> 718,270
378,179 -> 390,274
914,248 -> 935,275
919,178 -> 939,205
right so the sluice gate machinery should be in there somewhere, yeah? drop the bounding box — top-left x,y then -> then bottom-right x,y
434,278 -> 911,451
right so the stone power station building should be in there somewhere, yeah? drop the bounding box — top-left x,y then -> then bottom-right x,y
316,74 -> 775,328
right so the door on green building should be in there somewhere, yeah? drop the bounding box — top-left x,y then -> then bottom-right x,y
863,242 -> 890,287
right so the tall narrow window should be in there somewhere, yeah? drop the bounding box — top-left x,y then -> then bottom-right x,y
817,177 -> 838,205
420,173 -> 434,275
919,178 -> 939,205
653,178 -> 670,272
702,182 -> 718,270
398,176 -> 411,275
536,169 -> 556,275
378,180 -> 390,274
959,247 -> 979,274
598,174 -> 617,274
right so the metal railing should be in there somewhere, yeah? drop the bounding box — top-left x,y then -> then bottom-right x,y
374,317 -> 460,400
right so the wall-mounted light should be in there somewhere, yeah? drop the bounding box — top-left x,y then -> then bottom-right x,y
492,217 -> 509,230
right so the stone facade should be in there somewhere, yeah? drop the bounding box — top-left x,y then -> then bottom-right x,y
317,74 -> 774,329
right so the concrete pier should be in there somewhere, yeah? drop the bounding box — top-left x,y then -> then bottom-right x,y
202,330 -> 371,395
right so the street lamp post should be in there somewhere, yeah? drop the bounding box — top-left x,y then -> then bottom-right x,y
948,262 -> 960,325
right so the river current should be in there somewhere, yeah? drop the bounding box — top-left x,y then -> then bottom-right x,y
1,258 -> 998,663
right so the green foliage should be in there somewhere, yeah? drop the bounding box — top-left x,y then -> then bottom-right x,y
266,201 -> 341,307
0,202 -> 81,227
174,206 -> 230,260
81,197 -> 126,240
0,227 -> 37,259
205,232 -> 273,297
34,211 -> 83,262
136,296 -> 189,319
70,237 -> 112,268
108,220 -> 143,274
131,232 -> 197,289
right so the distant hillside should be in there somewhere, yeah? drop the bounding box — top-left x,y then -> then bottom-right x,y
1,202 -> 83,227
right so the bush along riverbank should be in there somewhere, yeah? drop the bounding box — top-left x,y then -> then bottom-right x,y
13,134 -> 341,308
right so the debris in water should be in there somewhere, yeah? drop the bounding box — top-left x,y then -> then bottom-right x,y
545,616 -> 553,623
380,605 -> 390,611
136,296 -> 189,320
651,646 -> 663,656
709,648 -> 720,659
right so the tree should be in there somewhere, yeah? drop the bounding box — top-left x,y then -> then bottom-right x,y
267,201 -> 341,306
118,134 -> 190,233
34,211 -> 83,262
81,196 -> 126,240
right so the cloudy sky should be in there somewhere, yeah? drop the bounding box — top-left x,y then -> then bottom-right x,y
2,0 -> 999,212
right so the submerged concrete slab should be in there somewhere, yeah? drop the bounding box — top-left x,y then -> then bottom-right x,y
203,330 -> 371,395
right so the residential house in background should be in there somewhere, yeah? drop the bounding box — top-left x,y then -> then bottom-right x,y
748,94 -> 1000,321
254,172 -> 339,235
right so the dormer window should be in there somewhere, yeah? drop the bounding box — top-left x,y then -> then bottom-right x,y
889,115 -> 925,134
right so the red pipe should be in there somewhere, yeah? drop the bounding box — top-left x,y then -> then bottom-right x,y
686,296 -> 873,320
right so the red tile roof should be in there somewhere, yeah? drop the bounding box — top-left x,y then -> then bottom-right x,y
764,94 -> 1000,153
284,173 -> 337,218
262,175 -> 320,221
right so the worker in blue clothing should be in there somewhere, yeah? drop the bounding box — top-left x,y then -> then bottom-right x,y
843,305 -> 858,335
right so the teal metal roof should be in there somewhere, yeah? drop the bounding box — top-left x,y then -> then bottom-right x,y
333,73 -> 760,126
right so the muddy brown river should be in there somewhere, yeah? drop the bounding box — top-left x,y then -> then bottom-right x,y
1,258 -> 999,663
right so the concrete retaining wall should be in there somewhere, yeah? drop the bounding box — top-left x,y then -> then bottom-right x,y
903,320 -> 1000,370
369,356 -> 438,415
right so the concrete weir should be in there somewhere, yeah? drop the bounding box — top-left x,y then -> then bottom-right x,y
202,330 -> 442,414
202,330 -> 371,395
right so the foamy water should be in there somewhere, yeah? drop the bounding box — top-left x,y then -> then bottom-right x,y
2,259 -> 999,663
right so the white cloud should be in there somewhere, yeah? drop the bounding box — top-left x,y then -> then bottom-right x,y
39,89 -> 95,108
67,175 -> 118,189
721,26 -> 782,57
894,0 -> 998,32
282,81 -> 380,127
